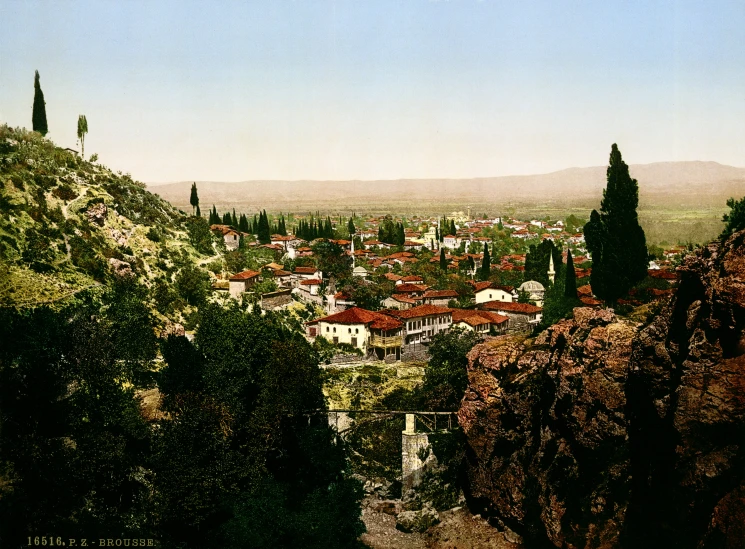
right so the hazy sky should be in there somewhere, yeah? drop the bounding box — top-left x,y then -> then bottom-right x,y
2,1 -> 744,182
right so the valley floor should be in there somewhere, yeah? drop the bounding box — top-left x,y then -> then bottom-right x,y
360,494 -> 520,549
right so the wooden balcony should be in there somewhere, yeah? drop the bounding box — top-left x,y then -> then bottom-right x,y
369,335 -> 402,348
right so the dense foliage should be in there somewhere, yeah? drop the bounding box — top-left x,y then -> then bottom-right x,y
0,296 -> 364,548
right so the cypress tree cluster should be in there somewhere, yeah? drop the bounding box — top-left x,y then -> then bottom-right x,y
377,218 -> 405,245
440,216 -> 457,237
584,144 -> 648,302
296,214 -> 334,241
32,70 -> 48,136
439,248 -> 448,270
257,210 -> 272,244
524,239 -> 562,286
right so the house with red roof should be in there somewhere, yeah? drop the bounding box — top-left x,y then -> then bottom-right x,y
382,294 -> 420,310
450,309 -> 509,335
306,307 -> 402,360
480,301 -> 543,332
421,289 -> 459,307
228,270 -> 261,298
473,283 -> 517,305
384,304 -> 453,351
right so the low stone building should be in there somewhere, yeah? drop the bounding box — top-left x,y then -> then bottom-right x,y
228,269 -> 261,298
421,289 -> 458,307
480,300 -> 543,332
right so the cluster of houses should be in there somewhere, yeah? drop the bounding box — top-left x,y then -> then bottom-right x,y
211,211 -> 682,363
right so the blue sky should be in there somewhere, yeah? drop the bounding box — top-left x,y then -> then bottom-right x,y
1,1 -> 744,182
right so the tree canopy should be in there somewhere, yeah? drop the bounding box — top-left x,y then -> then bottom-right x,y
721,196 -> 745,240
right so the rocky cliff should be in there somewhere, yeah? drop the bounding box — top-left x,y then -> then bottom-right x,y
458,231 -> 745,549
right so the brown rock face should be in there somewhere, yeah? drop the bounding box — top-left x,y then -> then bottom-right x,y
458,230 -> 745,549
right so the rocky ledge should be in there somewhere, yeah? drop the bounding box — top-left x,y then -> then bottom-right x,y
458,230 -> 745,549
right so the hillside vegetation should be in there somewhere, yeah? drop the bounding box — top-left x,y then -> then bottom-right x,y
0,125 -> 212,310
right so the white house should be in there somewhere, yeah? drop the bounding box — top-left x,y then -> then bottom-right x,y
306,307 -> 403,360
474,284 -> 516,305
385,305 -> 452,351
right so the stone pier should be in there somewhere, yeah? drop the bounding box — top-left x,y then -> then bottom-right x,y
401,413 -> 435,491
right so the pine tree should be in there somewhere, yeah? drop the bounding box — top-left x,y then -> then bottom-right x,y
190,183 -> 199,215
565,249 -> 577,298
440,248 -> 447,270
480,242 -> 491,280
584,144 -> 648,302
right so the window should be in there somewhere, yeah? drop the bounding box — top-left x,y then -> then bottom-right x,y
355,328 -> 359,334
326,327 -> 329,332
489,293 -> 492,298
348,328 -> 351,333
333,327 -> 336,333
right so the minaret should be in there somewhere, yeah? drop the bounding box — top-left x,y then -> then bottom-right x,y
548,254 -> 555,284
350,237 -> 355,269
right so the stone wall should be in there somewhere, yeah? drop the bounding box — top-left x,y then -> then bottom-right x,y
261,288 -> 292,310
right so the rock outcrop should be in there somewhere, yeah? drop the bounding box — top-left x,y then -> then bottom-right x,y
458,231 -> 745,549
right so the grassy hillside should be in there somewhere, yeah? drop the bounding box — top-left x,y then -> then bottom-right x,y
0,125 -> 211,309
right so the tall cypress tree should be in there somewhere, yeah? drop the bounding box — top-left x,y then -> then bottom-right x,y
439,248 -> 447,270
347,217 -> 356,236
480,242 -> 491,280
189,183 -> 199,215
565,249 -> 577,298
584,144 -> 647,302
195,204 -> 201,218
32,70 -> 48,136
222,212 -> 231,225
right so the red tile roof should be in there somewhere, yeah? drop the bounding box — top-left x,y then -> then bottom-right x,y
481,301 -> 542,314
385,304 -> 452,319
294,266 -> 317,274
450,309 -> 509,327
400,275 -> 424,282
648,269 -> 679,280
423,290 -> 458,298
299,279 -> 322,285
310,307 -> 403,330
470,281 -> 494,292
395,283 -> 429,293
229,270 -> 261,281
384,273 -> 403,281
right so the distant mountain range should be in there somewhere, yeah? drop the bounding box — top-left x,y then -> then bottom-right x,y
147,161 -> 745,214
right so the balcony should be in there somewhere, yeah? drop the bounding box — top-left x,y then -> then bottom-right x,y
369,335 -> 402,348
